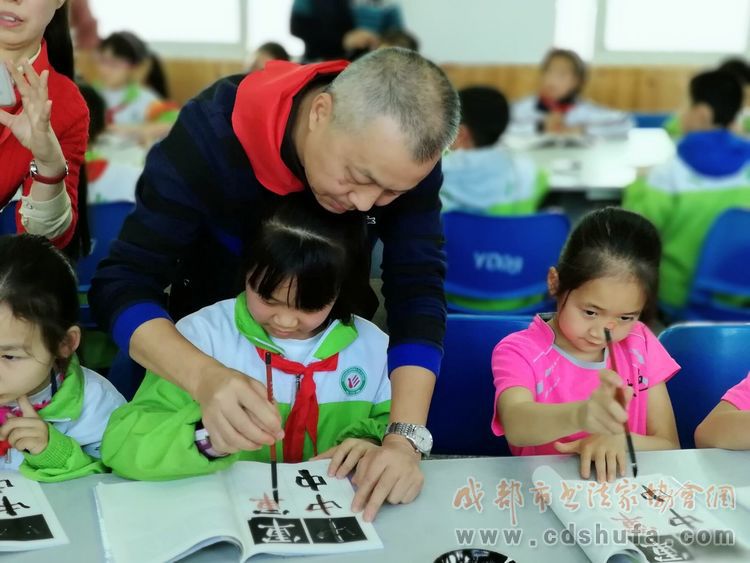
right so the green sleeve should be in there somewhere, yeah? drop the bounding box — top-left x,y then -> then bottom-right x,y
532,169 -> 549,209
20,424 -> 106,482
622,176 -> 674,232
334,400 -> 391,445
101,372 -> 238,481
663,114 -> 682,139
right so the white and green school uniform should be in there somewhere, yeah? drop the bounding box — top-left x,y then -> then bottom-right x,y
0,356 -> 126,482
509,96 -> 634,138
440,146 -> 548,215
98,83 -> 175,125
102,295 -> 391,481
623,129 -> 750,308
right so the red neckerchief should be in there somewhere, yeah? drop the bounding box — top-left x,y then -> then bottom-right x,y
105,103 -> 128,126
538,95 -> 575,114
0,42 -> 50,146
0,398 -> 53,457
255,347 -> 339,462
231,59 -> 349,195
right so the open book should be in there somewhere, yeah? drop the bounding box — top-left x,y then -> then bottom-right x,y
533,465 -> 746,562
0,471 -> 68,551
95,460 -> 382,562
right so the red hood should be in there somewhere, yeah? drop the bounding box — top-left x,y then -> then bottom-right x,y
231,59 -> 349,195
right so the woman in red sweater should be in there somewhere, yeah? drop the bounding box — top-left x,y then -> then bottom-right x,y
0,0 -> 89,256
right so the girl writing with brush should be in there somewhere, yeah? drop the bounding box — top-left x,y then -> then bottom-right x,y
491,207 -> 681,482
102,194 -> 392,496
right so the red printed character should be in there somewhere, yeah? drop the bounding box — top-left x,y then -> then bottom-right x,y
494,479 -> 524,526
560,481 -> 584,512
587,481 -> 612,509
614,479 -> 640,513
452,477 -> 485,513
529,480 -> 551,513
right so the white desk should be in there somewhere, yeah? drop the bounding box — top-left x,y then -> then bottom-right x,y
505,128 -> 676,196
14,449 -> 750,562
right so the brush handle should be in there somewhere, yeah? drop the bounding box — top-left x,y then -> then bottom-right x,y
265,353 -> 277,464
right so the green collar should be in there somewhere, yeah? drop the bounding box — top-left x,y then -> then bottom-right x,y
38,355 -> 85,421
85,149 -> 104,163
93,81 -> 141,105
233,294 -> 358,360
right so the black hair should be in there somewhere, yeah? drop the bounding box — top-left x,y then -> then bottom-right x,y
257,42 -> 290,62
718,57 -> 750,85
458,86 -> 509,147
541,48 -> 587,98
689,70 -> 743,127
555,207 -> 662,322
43,1 -> 74,80
99,31 -> 170,98
380,29 -> 419,52
0,235 -> 79,366
77,83 -> 106,142
241,193 -> 370,326
43,1 -> 90,261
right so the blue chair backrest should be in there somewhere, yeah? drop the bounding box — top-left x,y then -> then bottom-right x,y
659,322 -> 750,448
77,202 -> 134,289
684,208 -> 750,321
633,112 -> 671,129
0,203 -> 17,235
443,211 -> 569,311
428,314 -> 533,455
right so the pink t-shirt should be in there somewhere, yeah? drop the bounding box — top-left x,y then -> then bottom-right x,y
722,372 -> 750,410
491,315 -> 680,456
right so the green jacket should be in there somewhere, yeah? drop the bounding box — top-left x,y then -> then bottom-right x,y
3,356 -> 126,482
102,296 -> 391,481
623,130 -> 750,307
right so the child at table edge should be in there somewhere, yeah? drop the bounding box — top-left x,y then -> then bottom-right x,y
696,372 -> 750,450
0,235 -> 125,481
491,207 -> 680,482
101,194 -> 391,482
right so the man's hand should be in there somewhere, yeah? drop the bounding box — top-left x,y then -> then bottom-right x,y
194,364 -> 284,454
350,434 -> 423,522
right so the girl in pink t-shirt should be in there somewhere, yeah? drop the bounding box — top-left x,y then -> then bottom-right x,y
492,207 -> 680,482
695,373 -> 750,449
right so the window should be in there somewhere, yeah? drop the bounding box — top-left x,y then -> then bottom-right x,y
604,0 -> 750,53
90,0 -> 241,45
554,0 -> 597,60
246,0 -> 304,57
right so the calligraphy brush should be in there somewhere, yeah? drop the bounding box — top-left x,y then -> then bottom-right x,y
604,328 -> 638,478
265,351 -> 279,505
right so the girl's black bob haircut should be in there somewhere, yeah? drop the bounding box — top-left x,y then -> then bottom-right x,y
241,193 -> 371,325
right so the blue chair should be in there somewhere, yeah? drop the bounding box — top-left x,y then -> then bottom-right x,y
443,211 -> 570,314
681,208 -> 750,321
77,202 -> 134,327
659,322 -> 750,449
0,203 -> 17,235
427,314 -> 533,456
633,112 -> 671,129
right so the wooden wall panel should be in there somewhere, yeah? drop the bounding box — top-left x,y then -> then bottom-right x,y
75,52 -> 700,112
443,64 -> 698,111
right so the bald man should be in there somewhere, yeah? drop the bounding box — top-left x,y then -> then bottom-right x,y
90,48 -> 459,521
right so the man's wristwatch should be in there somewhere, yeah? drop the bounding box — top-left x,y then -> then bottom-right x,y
29,160 -> 68,185
385,422 -> 433,457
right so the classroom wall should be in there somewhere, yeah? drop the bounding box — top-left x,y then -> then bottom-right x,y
399,0 -> 558,65
398,0 -> 750,66
76,51 -> 694,112
443,64 -> 698,112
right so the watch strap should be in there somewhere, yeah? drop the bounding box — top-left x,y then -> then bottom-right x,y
29,160 -> 68,185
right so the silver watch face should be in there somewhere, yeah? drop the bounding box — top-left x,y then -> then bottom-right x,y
412,426 -> 433,453
387,423 -> 433,454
